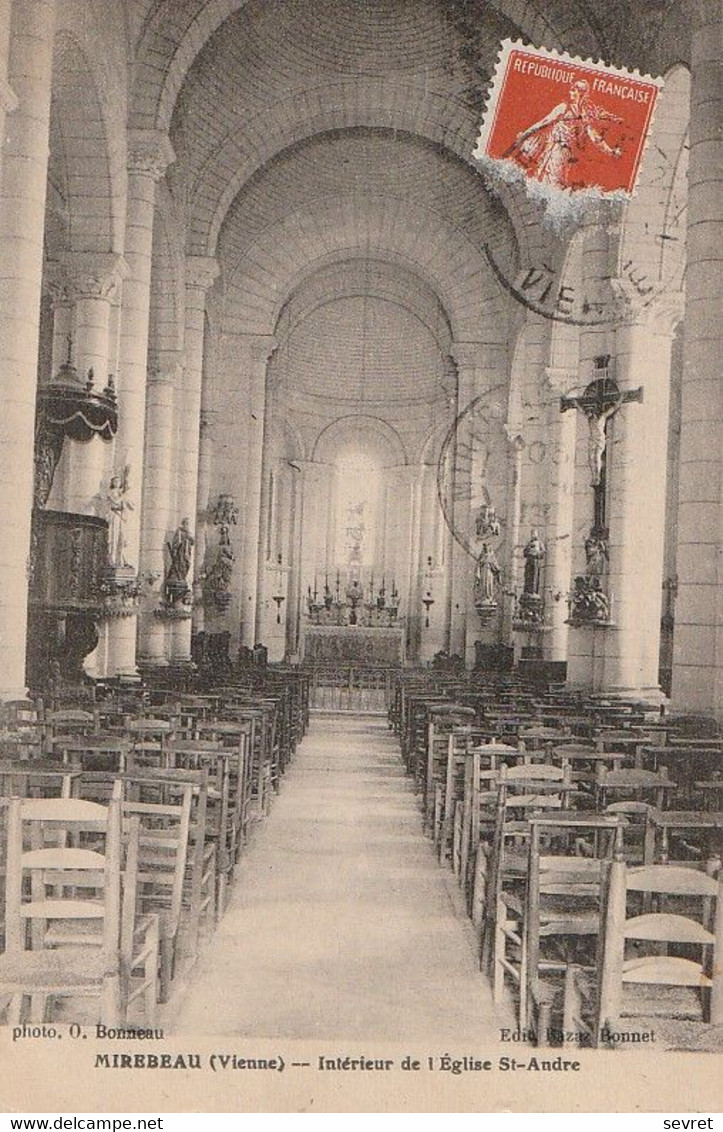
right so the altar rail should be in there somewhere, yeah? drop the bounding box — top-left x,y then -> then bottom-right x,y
305,665 -> 398,714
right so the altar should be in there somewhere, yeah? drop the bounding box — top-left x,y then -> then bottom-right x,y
301,623 -> 405,665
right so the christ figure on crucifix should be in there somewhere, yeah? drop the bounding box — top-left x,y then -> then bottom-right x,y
568,389 -> 625,487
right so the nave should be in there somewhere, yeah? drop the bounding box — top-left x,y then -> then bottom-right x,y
170,715 -> 499,1042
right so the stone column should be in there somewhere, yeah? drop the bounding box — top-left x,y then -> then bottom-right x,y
448,344 -> 478,657
42,265 -> 74,510
237,334 -> 276,648
192,407 -> 217,636
566,216 -> 616,690
137,363 -> 177,667
286,464 -> 304,658
405,468 -> 423,660
544,367 -> 577,663
501,430 -> 525,650
672,0 -> 723,720
296,459 -> 333,657
63,253 -> 128,515
601,292 -> 684,699
169,256 -> 219,663
0,0 -> 18,190
0,0 -> 55,699
106,129 -> 174,676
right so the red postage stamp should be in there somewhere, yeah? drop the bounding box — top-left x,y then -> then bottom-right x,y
474,40 -> 663,197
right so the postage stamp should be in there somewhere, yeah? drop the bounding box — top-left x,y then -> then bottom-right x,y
474,39 -> 663,198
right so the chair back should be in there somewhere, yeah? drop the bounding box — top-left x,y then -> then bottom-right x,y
4,797 -> 121,971
596,860 -> 723,1039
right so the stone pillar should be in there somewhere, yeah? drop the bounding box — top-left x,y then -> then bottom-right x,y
42,265 -> 74,511
192,407 -> 217,636
448,344 -> 478,657
544,367 -> 577,663
44,264 -> 73,375
63,253 -> 128,516
169,256 -> 219,663
566,216 -> 616,690
672,0 -> 723,720
417,463 -> 449,662
501,430 -> 524,649
0,0 -> 55,699
286,464 -> 304,659
137,364 -> 177,667
601,292 -> 684,699
296,459 -> 333,657
0,0 -> 18,190
405,468 -> 423,660
107,129 -> 175,676
237,334 -> 276,648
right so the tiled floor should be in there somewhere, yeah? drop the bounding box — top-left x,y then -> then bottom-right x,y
171,714 -> 499,1041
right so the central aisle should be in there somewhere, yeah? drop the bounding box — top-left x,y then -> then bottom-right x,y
171,715 -> 499,1041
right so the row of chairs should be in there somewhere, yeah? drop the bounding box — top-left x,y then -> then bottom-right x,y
0,670 -> 309,1027
395,675 -> 723,1049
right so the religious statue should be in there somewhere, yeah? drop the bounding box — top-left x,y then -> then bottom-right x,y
106,467 -> 133,568
584,531 -> 608,578
523,528 -> 546,597
475,502 -> 500,540
165,517 -> 194,602
474,541 -> 501,606
210,492 -> 239,547
204,542 -> 235,611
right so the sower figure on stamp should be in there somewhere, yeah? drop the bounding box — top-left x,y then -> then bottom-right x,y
504,79 -> 623,190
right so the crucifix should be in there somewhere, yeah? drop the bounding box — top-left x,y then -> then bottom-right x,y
560,361 -> 643,533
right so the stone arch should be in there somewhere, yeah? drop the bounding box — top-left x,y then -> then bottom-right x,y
148,187 -> 186,369
312,414 -> 407,467
273,258 -> 453,358
48,31 -> 124,256
221,196 -> 515,343
191,104 -> 545,270
617,64 -> 690,297
129,0 -> 603,136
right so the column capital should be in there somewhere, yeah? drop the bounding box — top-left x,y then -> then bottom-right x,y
65,252 -> 130,302
611,279 -> 686,334
127,129 -> 176,181
186,255 -> 220,293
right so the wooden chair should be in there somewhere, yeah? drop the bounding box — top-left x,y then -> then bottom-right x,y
52,735 -> 130,772
594,766 -> 676,812
193,722 -> 252,851
519,814 -> 623,1040
168,739 -> 236,915
480,766 -> 573,992
0,798 -> 124,1025
42,710 -> 97,756
567,861 -> 723,1046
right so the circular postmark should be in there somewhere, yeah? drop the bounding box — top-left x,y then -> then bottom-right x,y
436,389 -> 508,560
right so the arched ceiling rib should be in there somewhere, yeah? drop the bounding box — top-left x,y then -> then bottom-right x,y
216,131 -> 520,340
46,32 -> 118,256
274,260 -> 453,356
132,0 -> 607,135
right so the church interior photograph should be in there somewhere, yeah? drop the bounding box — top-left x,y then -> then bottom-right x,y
0,0 -> 721,1065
